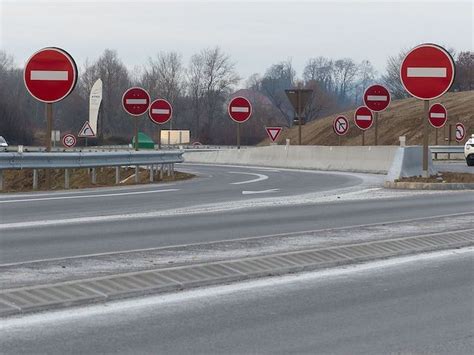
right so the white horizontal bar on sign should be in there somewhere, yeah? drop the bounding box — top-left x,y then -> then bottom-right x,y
367,95 -> 387,101
30,70 -> 68,81
126,99 -> 147,105
430,113 -> 445,118
152,109 -> 170,115
407,67 -> 447,78
231,107 -> 249,113
356,115 -> 372,121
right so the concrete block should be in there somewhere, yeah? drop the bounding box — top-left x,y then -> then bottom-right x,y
386,146 -> 437,182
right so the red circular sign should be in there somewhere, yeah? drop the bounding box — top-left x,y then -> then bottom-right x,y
400,44 -> 455,100
62,134 -> 76,148
228,96 -> 252,123
428,103 -> 447,128
333,116 -> 349,136
363,84 -> 391,112
148,99 -> 172,125
23,47 -> 77,103
353,106 -> 373,130
455,123 -> 466,142
122,87 -> 150,116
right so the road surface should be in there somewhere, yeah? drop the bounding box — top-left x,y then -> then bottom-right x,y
1,248 -> 472,354
1,164 -> 472,264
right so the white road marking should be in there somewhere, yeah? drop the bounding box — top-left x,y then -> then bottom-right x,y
152,109 -> 170,115
30,70 -> 68,81
407,67 -> 447,78
242,189 -> 280,195
0,189 -> 179,204
230,107 -> 249,113
126,99 -> 147,105
229,172 -> 268,185
430,113 -> 445,118
356,115 -> 372,121
367,95 -> 387,101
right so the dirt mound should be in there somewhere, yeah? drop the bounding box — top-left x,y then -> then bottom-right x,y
262,91 -> 473,146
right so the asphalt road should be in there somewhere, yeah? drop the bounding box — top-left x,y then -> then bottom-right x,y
434,160 -> 473,173
1,164 -> 473,264
1,248 -> 472,354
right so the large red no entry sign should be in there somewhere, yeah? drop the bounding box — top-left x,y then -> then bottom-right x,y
400,44 -> 455,100
148,99 -> 173,125
363,84 -> 391,112
353,106 -> 373,130
24,47 -> 78,103
122,87 -> 150,116
228,96 -> 252,123
428,103 -> 447,128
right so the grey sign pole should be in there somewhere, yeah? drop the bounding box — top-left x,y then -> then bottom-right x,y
423,100 -> 429,177
374,111 -> 379,145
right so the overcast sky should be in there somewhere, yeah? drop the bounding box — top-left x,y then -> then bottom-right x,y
1,0 -> 472,83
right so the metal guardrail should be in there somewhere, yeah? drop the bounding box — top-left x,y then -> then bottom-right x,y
0,151 -> 184,170
430,145 -> 464,154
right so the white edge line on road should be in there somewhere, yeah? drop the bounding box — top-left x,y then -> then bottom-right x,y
229,171 -> 269,185
2,247 -> 472,326
242,189 -> 280,195
0,189 -> 180,204
2,211 -> 473,267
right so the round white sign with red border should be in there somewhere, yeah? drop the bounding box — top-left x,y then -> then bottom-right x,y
333,116 -> 349,136
228,96 -> 252,123
428,103 -> 447,129
363,84 -> 391,112
353,106 -> 373,130
400,43 -> 455,100
148,99 -> 173,125
24,47 -> 78,103
62,134 -> 77,148
122,87 -> 150,116
455,123 -> 466,142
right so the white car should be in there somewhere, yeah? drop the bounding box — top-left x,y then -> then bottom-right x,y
0,136 -> 8,148
465,134 -> 474,166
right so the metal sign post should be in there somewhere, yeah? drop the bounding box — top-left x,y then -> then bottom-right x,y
46,103 -> 52,152
285,89 -> 313,145
237,123 -> 241,149
374,111 -> 379,145
423,100 -> 429,176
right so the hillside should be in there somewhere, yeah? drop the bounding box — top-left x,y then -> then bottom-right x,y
263,91 -> 473,146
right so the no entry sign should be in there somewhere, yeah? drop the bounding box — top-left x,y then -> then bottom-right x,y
333,116 -> 349,136
363,85 -> 391,112
354,106 -> 373,130
265,127 -> 282,142
148,99 -> 172,125
428,103 -> 447,128
400,44 -> 455,100
455,123 -> 466,142
62,134 -> 76,148
228,96 -> 252,123
24,47 -> 77,103
122,87 -> 150,116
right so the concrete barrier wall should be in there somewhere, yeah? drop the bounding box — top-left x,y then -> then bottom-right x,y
386,147 -> 437,181
184,145 -> 400,174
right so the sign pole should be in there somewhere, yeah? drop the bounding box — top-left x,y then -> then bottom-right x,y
297,91 -> 302,145
158,127 -> 161,150
435,128 -> 438,145
46,103 -> 53,152
338,135 -> 341,146
237,122 -> 241,149
362,131 -> 365,146
423,100 -> 429,177
134,118 -> 139,151
374,111 -> 379,145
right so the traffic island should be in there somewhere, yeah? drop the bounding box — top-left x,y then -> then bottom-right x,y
384,171 -> 474,190
0,167 -> 194,193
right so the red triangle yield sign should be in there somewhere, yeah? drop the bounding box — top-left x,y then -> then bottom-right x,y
265,127 -> 282,142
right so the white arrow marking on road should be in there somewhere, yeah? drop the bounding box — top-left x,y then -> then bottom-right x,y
407,67 -> 447,78
242,188 -> 280,195
356,115 -> 372,121
31,70 -> 68,81
126,99 -> 147,105
430,113 -> 445,118
152,108 -> 170,115
0,189 -> 179,204
231,107 -> 249,113
229,172 -> 268,185
367,95 -> 387,101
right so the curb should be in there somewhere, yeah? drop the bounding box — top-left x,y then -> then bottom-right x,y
384,181 -> 474,190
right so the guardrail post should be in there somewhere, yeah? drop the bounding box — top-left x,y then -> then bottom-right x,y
160,164 -> 164,180
149,165 -> 154,182
91,168 -> 97,184
171,163 -> 175,178
167,163 -> 171,177
115,166 -> 120,184
0,170 -> 3,191
33,169 -> 38,190
135,165 -> 139,183
64,169 -> 70,189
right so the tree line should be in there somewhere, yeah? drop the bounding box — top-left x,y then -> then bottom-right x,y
0,47 -> 472,145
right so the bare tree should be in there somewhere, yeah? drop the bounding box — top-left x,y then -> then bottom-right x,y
381,50 -> 409,100
303,57 -> 334,92
354,59 -> 376,103
332,58 -> 358,104
453,51 -> 473,91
